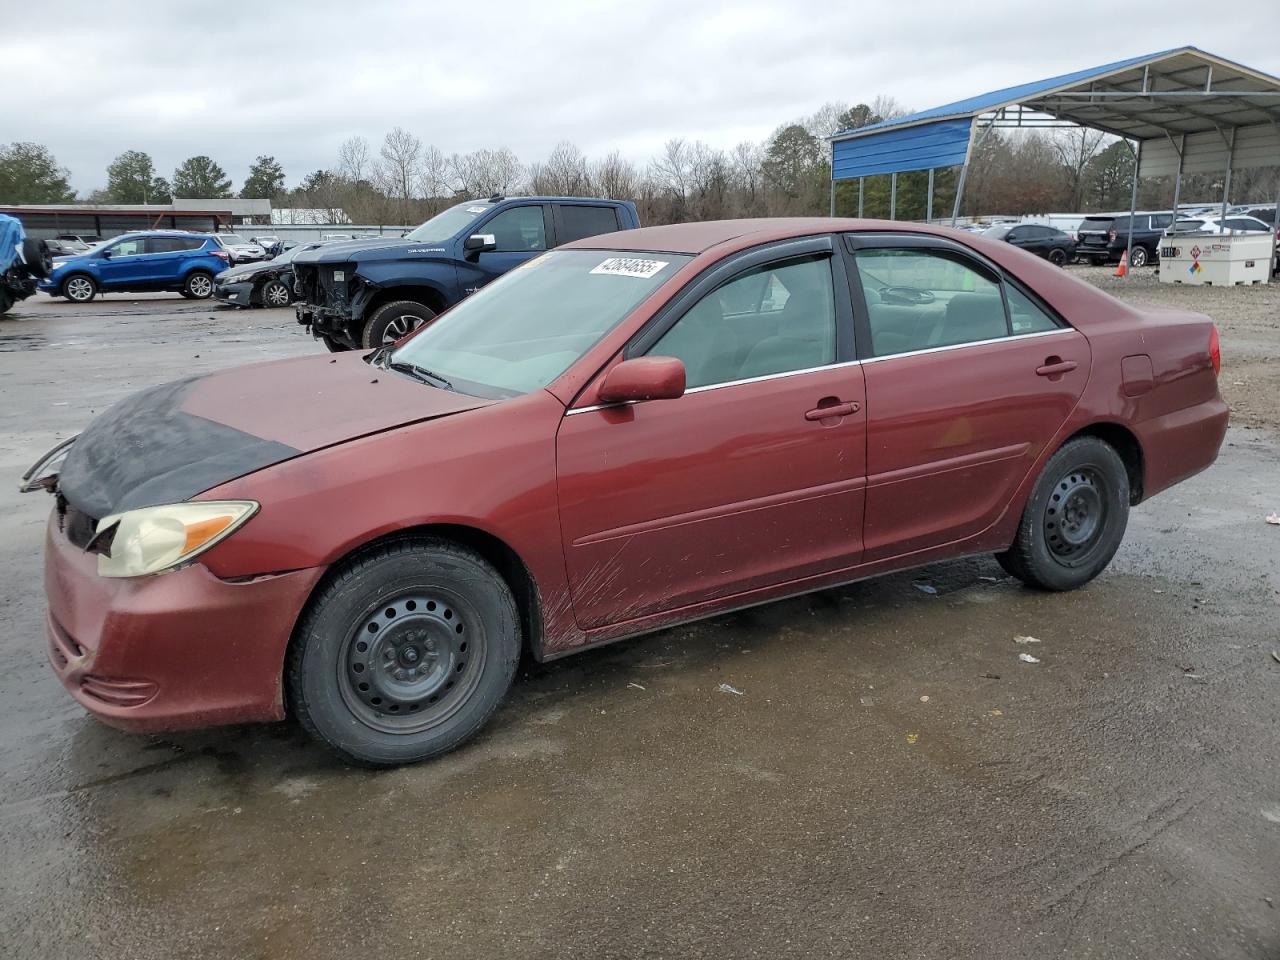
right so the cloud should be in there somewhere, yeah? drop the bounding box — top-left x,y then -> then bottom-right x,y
2,0 -> 1277,193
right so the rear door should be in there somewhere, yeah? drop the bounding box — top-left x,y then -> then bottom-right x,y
556,237 -> 867,628
846,233 -> 1090,561
142,237 -> 187,286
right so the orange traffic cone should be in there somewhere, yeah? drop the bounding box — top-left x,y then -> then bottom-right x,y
1114,250 -> 1128,278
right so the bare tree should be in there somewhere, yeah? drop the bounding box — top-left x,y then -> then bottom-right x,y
688,141 -> 730,220
591,150 -> 638,200
528,141 -> 591,196
337,136 -> 371,183
1053,126 -> 1108,209
730,141 -> 764,216
804,101 -> 850,139
450,147 -> 523,198
376,127 -> 423,222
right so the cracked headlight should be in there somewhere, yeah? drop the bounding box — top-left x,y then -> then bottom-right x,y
95,500 -> 258,578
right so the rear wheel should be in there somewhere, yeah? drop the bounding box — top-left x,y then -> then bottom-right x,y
362,300 -> 436,349
995,437 -> 1129,591
62,273 -> 97,303
183,271 -> 214,299
262,279 -> 291,307
1128,245 -> 1150,268
287,538 -> 521,766
1090,256 -> 1107,267
22,238 -> 52,279
1047,247 -> 1068,267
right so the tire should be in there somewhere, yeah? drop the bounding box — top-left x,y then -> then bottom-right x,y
320,334 -> 349,353
0,288 -> 12,314
287,538 -> 521,766
995,437 -> 1130,591
61,273 -> 97,303
183,271 -> 214,299
22,238 -> 52,279
1047,248 -> 1068,267
262,279 -> 292,308
362,300 -> 436,350
1090,256 -> 1107,267
179,290 -> 196,300
1128,245 -> 1150,269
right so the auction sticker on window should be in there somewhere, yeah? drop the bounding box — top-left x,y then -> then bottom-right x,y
590,257 -> 670,279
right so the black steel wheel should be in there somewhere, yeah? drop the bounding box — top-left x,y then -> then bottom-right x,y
995,436 -> 1129,591
262,279 -> 291,307
288,538 -> 520,766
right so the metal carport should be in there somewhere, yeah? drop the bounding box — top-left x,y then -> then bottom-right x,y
828,47 -> 1280,270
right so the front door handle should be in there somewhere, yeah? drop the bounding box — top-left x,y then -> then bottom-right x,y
804,400 -> 860,421
1036,357 -> 1078,377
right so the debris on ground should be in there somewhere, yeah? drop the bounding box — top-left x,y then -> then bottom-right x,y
919,695 -> 930,703
627,682 -> 646,691
1018,652 -> 1041,664
913,582 -> 938,595
1267,512 -> 1280,525
1014,635 -> 1042,645
1271,650 -> 1280,664
979,672 -> 1001,680
718,683 -> 744,696
905,733 -> 919,745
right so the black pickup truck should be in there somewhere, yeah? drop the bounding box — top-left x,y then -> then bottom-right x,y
293,195 -> 640,351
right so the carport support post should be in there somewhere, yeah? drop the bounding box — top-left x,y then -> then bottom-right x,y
1125,139 -> 1141,277
1169,134 -> 1186,219
858,177 -> 865,217
890,173 -> 897,220
926,168 -> 935,223
829,140 -> 836,217
1220,128 -> 1237,222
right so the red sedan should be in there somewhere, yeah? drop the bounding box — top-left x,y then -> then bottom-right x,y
27,218 -> 1228,765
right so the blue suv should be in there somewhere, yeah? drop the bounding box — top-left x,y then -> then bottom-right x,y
40,231 -> 232,303
293,196 -> 640,350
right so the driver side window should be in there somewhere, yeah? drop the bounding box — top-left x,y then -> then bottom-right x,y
481,206 -> 547,253
107,238 -> 145,257
855,248 -> 1005,357
648,255 -> 836,389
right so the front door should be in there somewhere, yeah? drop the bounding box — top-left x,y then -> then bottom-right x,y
556,243 -> 868,629
846,236 -> 1090,561
455,204 -> 549,296
96,236 -> 149,289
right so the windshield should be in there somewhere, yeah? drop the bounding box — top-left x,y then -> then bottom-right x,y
219,234 -> 247,245
270,244 -> 311,263
405,202 -> 494,244
390,249 -> 691,398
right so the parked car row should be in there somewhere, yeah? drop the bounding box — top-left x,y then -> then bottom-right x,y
39,231 -> 231,302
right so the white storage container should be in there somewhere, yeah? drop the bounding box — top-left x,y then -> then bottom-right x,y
1159,233 -> 1274,285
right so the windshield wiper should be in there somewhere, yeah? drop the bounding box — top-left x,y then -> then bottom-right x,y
387,360 -> 453,391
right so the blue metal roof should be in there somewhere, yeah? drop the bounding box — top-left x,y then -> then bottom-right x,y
833,119 -> 973,180
831,47 -> 1187,141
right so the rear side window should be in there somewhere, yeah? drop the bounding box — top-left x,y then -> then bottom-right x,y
557,205 -> 622,244
1151,214 -> 1173,229
483,206 -> 547,253
146,237 -> 189,254
1005,285 -> 1061,334
854,248 -> 1006,357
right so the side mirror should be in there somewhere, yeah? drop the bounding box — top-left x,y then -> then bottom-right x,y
100,249 -> 112,259
464,234 -> 497,253
598,357 -> 686,405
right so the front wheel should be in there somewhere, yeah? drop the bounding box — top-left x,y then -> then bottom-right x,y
287,538 -> 521,766
995,437 -> 1130,591
62,273 -> 97,303
362,300 -> 436,349
262,279 -> 291,307
183,271 -> 214,299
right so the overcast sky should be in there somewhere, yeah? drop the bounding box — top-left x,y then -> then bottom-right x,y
3,0 -> 1278,194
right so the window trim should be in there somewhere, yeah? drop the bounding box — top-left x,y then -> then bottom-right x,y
626,234 -> 852,364
474,203 -> 550,254
841,232 -> 1074,360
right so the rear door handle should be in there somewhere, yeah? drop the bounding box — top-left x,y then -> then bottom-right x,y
804,400 -> 860,421
1036,358 -> 1078,377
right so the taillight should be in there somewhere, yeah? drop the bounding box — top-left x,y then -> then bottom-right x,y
213,250 -> 229,261
1209,325 -> 1221,375
1108,230 -> 1116,242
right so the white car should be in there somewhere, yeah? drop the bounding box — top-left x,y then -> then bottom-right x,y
215,233 -> 268,265
1165,213 -> 1273,235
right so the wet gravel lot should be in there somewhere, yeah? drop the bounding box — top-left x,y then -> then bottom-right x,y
1,278 -> 1278,960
